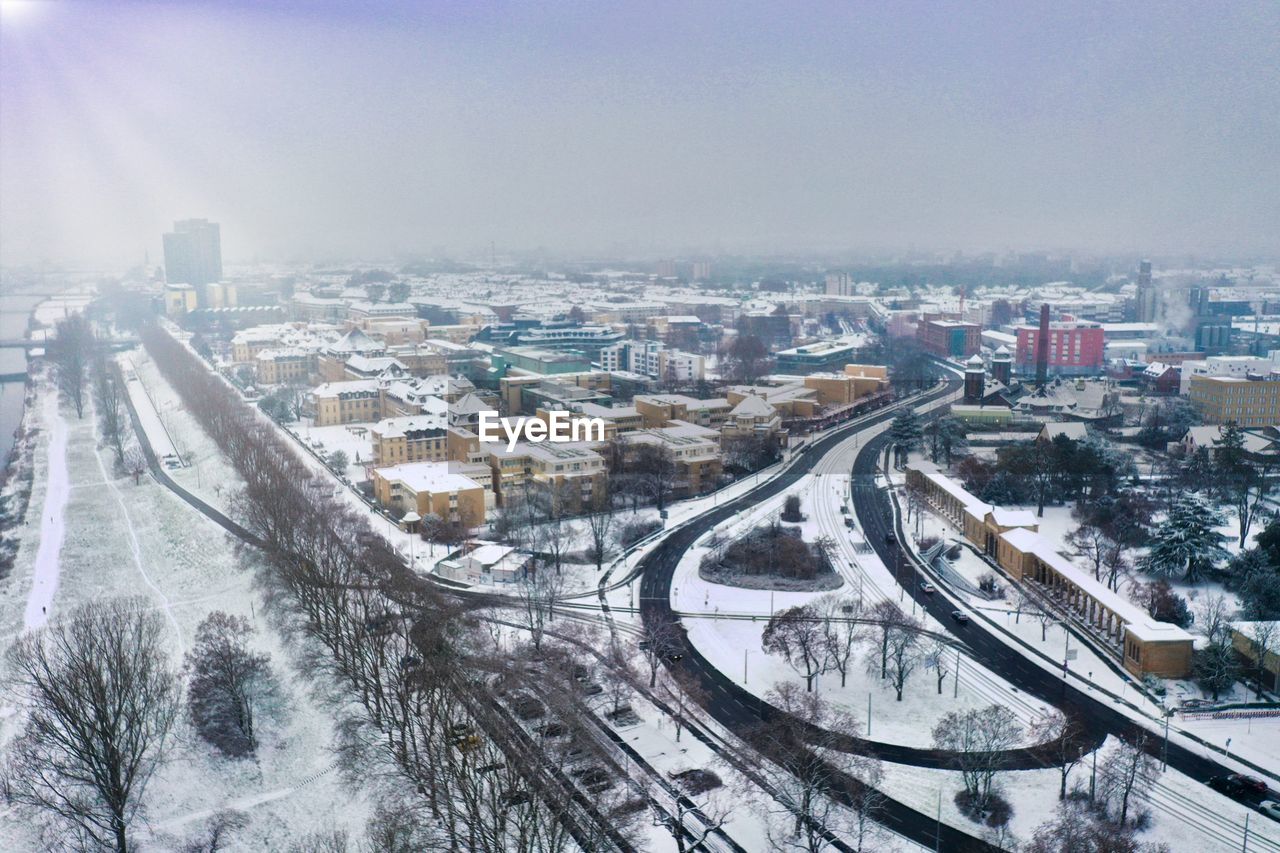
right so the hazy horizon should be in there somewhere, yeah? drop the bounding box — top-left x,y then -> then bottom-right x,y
2,0 -> 1277,269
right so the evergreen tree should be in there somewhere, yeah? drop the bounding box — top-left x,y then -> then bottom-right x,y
1141,496 -> 1227,584
889,410 -> 923,464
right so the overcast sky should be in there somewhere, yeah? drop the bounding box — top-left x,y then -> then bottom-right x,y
1,0 -> 1277,268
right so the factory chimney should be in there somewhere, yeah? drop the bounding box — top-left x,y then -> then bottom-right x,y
1035,303 -> 1050,389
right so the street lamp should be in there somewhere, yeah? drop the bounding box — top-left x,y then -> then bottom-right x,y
402,511 -> 421,570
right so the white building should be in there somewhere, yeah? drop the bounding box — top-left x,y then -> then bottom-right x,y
1179,355 -> 1279,395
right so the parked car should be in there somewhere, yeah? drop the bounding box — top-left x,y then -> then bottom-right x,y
1258,801 -> 1280,821
919,581 -> 937,594
950,610 -> 970,625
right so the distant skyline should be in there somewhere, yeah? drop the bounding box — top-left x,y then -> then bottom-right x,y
2,0 -> 1278,268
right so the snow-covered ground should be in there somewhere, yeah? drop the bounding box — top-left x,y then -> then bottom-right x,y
289,421 -> 374,483
881,733 -> 1280,853
0,381 -> 368,850
22,390 -> 70,630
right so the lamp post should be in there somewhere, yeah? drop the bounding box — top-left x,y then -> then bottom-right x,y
402,511 -> 421,570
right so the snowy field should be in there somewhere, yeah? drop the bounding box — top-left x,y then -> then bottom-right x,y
0,382 -> 368,850
880,735 -> 1280,853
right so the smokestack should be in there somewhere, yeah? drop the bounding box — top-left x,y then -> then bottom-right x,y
1035,303 -> 1050,388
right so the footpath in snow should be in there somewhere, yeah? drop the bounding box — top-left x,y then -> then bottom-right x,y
23,391 -> 69,630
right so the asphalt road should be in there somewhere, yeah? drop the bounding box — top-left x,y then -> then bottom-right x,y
638,377 -> 1278,851
637,380 -> 1015,852
851,427 -> 1276,801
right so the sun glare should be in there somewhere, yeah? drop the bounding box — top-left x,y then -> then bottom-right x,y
1,0 -> 42,25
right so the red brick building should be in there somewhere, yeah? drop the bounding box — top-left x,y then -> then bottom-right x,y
1014,322 -> 1105,377
917,318 -> 981,359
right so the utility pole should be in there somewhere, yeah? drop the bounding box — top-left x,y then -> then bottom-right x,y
954,648 -> 961,698
743,648 -> 748,684
1162,709 -> 1171,771
867,692 -> 872,736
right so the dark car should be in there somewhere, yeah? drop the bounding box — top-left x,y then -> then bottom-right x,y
1210,775 -> 1267,801
950,610 -> 970,625
919,581 -> 937,594
1231,774 -> 1269,797
885,534 -> 897,545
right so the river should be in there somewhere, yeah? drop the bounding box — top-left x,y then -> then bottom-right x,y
0,291 -> 44,469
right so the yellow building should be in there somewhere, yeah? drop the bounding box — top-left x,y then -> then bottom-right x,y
1188,375 -> 1280,426
905,460 -> 1194,678
634,394 -> 733,429
370,415 -> 450,466
371,462 -> 488,528
620,421 -> 723,496
310,380 -> 384,426
254,350 -> 314,385
485,442 -> 608,512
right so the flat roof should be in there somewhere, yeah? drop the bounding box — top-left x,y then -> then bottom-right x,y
374,462 -> 480,493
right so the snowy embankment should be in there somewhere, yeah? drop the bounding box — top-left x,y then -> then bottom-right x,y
0,378 -> 366,850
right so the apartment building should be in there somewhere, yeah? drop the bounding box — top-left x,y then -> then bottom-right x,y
620,421 -> 723,495
634,394 -> 733,430
370,415 -> 450,466
1188,375 -> 1280,426
1179,355 -> 1278,395
370,462 -> 489,528
486,442 -> 608,512
311,380 -> 384,426
254,349 -> 315,384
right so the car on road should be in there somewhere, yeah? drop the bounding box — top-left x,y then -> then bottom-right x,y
884,534 -> 897,545
950,610 -> 969,624
1231,774 -> 1269,798
1210,775 -> 1269,801
919,581 -> 936,594
1259,801 -> 1280,821
666,652 -> 684,662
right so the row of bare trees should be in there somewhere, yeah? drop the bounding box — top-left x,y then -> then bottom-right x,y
761,596 -> 957,701
138,323 -> 597,851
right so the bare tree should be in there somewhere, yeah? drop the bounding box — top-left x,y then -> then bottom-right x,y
633,442 -> 679,510
1033,709 -> 1089,799
93,353 -> 128,465
1245,621 -> 1278,700
186,611 -> 279,757
762,605 -> 827,691
924,636 -> 954,695
639,617 -> 683,688
931,704 -> 1023,813
864,600 -> 906,679
125,447 -> 148,484
51,313 -> 95,419
1027,799 -> 1173,853
1068,522 -> 1112,582
655,665 -> 709,744
1098,732 -> 1161,827
179,809 -> 250,853
2,598 -> 180,852
876,617 -> 923,700
748,683 -> 884,852
583,487 -> 616,572
816,594 -> 860,688
516,562 -> 569,651
1194,592 -> 1234,646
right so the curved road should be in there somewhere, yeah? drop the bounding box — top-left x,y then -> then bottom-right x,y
640,376 -> 1279,852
